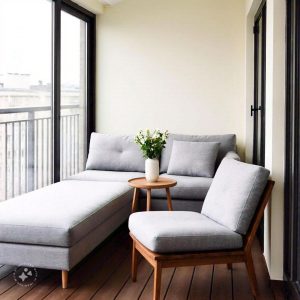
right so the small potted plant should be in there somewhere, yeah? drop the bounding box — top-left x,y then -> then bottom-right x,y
135,129 -> 169,182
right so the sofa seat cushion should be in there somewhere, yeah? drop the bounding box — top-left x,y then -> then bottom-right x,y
160,133 -> 236,173
0,181 -> 132,247
69,170 -> 145,182
129,211 -> 243,253
140,174 -> 212,200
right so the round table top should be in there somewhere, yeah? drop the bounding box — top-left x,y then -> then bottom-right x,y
128,177 -> 177,189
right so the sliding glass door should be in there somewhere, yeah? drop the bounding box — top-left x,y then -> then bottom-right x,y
0,0 -> 95,201
0,0 -> 53,200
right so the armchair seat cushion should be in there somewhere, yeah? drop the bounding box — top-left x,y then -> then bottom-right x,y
129,211 -> 243,253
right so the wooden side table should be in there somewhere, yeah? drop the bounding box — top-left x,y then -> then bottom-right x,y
128,177 -> 177,212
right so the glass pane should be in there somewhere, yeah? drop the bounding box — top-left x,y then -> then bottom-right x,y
61,11 -> 87,180
0,0 -> 53,201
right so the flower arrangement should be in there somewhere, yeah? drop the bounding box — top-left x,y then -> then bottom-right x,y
134,129 -> 169,159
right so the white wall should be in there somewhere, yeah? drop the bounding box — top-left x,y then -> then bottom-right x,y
96,0 -> 246,155
245,0 -> 285,280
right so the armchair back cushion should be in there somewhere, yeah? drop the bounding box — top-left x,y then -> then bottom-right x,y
160,134 -> 236,173
86,133 -> 145,172
201,158 -> 270,234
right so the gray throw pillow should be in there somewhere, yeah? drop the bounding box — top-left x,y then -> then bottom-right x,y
160,133 -> 236,173
86,133 -> 145,172
167,141 -> 220,177
201,158 -> 270,234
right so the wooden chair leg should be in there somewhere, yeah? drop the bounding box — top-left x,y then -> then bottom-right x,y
166,188 -> 173,211
146,189 -> 152,211
245,252 -> 258,297
132,188 -> 140,213
227,263 -> 232,270
132,241 -> 138,282
62,270 -> 68,289
153,262 -> 162,300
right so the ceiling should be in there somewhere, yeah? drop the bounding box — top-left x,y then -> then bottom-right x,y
100,0 -> 123,5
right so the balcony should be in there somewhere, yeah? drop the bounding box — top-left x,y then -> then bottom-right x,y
0,104 -> 83,201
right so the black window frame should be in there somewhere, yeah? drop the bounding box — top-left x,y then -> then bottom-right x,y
53,0 -> 96,182
285,0 -> 300,295
252,0 -> 267,250
252,0 -> 266,168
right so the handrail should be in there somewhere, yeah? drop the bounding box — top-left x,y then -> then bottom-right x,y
0,113 -> 80,125
0,104 -> 80,114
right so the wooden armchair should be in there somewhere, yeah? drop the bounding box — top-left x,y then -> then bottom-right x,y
129,158 -> 274,300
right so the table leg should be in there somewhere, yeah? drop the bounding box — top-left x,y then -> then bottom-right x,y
166,188 -> 173,211
146,189 -> 151,211
131,188 -> 140,213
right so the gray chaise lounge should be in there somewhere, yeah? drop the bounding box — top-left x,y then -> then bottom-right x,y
0,132 -> 240,288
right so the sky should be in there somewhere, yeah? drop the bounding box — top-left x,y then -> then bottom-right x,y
0,0 -> 85,87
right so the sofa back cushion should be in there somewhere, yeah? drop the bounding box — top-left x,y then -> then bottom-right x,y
167,141 -> 220,177
86,133 -> 145,172
160,134 -> 236,173
201,158 -> 270,235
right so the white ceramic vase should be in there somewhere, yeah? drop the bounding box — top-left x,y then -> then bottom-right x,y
145,158 -> 159,182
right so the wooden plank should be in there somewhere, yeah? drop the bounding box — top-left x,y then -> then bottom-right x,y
164,267 -> 194,300
139,267 -> 175,300
0,268 -> 50,299
44,228 -> 129,300
211,265 -> 233,300
0,266 -> 14,281
19,271 -> 60,300
115,259 -> 153,300
232,263 -> 253,300
67,244 -> 130,299
271,280 -> 287,300
189,265 -> 213,300
0,274 -> 16,295
92,253 -> 131,300
252,240 -> 274,300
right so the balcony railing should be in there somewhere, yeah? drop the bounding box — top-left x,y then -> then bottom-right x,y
0,105 -> 81,201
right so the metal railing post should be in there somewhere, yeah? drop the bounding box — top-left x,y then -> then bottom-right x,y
27,111 -> 35,192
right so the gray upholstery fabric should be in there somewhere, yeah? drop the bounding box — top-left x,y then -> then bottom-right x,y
140,174 -> 212,200
167,141 -> 220,177
0,180 -> 132,247
68,170 -> 145,182
0,204 -> 130,270
86,133 -> 145,172
142,198 -> 204,212
201,158 -> 270,234
160,133 -> 236,173
129,211 -> 243,253
224,151 -> 241,161
69,171 -> 212,201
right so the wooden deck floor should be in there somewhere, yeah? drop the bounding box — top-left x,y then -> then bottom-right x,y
0,225 -> 280,300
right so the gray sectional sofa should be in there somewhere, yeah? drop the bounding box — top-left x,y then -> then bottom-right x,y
0,132 -> 239,288
72,132 -> 240,212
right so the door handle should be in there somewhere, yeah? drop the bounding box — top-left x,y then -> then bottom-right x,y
251,105 -> 262,117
